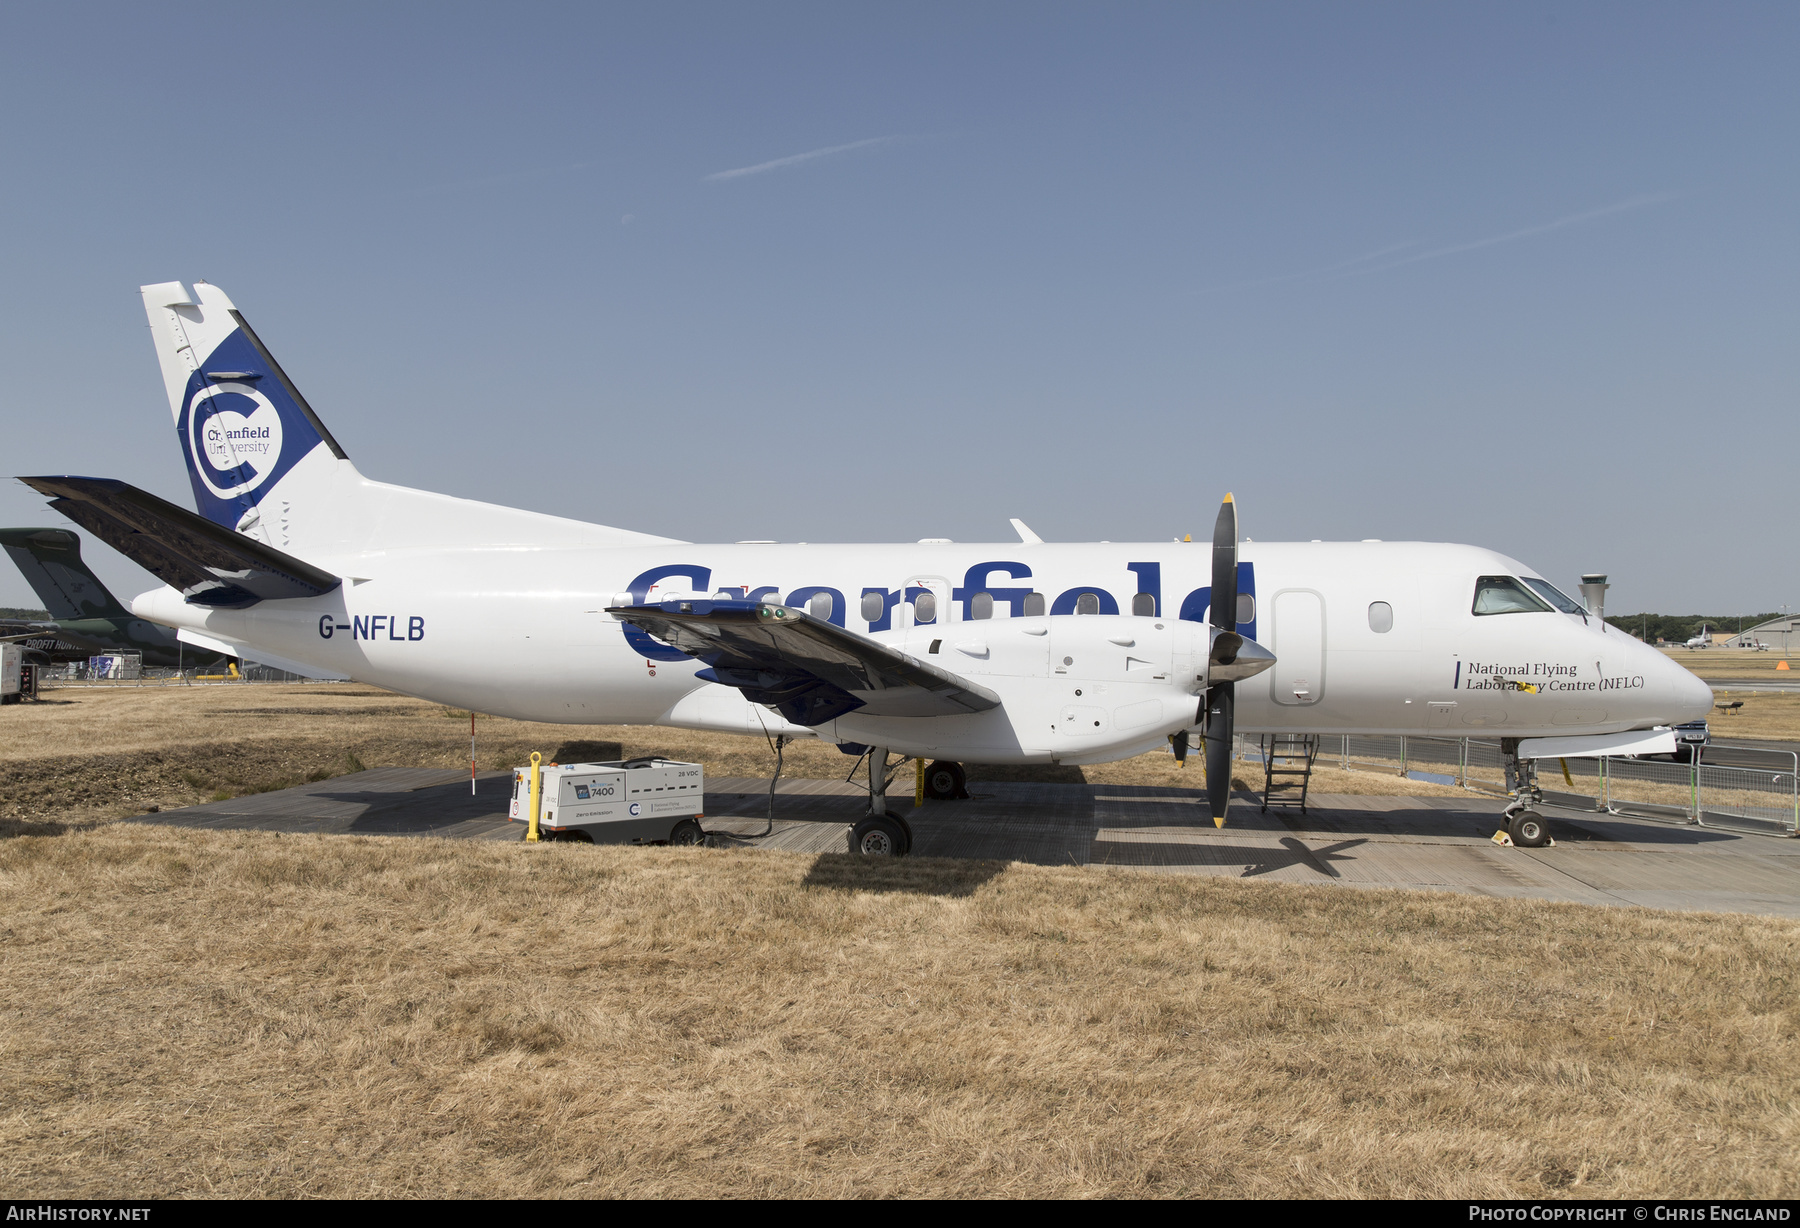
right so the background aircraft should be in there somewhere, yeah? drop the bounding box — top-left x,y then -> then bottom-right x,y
0,527 -> 229,669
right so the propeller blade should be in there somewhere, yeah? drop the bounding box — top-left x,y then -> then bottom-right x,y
1203,683 -> 1233,826
1205,493 -> 1239,827
1211,493 -> 1238,632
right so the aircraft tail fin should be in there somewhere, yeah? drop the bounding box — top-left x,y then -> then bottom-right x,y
137,280 -> 682,556
0,528 -> 130,620
139,281 -> 350,536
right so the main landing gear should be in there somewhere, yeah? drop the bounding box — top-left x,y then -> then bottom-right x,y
922,759 -> 969,800
1499,738 -> 1552,848
849,744 -> 914,856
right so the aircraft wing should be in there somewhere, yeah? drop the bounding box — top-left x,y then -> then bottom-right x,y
609,598 -> 1001,727
17,477 -> 340,609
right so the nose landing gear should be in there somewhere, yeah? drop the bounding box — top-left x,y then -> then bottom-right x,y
1500,738 -> 1553,848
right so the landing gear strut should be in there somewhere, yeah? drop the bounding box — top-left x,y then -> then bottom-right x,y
850,744 -> 913,856
1500,738 -> 1551,848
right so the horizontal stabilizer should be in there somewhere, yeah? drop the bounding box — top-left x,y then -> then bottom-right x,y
609,598 -> 1001,727
17,476 -> 340,609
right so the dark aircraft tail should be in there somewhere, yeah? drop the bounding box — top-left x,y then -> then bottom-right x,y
0,528 -> 131,621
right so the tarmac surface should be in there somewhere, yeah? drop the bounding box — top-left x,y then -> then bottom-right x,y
123,767 -> 1800,920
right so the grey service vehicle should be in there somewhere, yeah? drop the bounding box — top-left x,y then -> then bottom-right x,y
509,757 -> 706,845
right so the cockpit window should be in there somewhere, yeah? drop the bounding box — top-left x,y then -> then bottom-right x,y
1472,575 -> 1553,616
1521,577 -> 1586,615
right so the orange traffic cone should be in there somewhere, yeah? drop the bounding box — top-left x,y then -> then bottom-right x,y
1778,660 -> 1791,671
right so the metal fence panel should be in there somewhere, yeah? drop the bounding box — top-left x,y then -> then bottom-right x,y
1695,758 -> 1799,835
1250,733 -> 1797,839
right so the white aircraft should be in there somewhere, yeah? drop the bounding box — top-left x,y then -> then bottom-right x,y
19,280 -> 1714,853
1685,626 -> 1713,649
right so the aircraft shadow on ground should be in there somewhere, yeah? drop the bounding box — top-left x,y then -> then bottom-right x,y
1090,834 -> 1369,878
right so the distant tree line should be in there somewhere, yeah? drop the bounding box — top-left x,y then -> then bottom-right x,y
1606,613 -> 1788,643
0,607 -> 49,620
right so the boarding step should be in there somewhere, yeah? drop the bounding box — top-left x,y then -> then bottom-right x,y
1259,733 -> 1321,814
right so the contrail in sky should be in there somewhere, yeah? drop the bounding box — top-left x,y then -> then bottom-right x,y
704,136 -> 899,182
1196,192 -> 1679,294
1338,192 -> 1680,278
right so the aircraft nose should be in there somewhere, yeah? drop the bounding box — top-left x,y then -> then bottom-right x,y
1673,662 -> 1713,722
1637,636 -> 1713,722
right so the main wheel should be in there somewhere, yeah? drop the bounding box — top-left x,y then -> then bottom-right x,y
923,760 -> 967,800
669,819 -> 706,847
1509,810 -> 1550,848
893,813 -> 914,856
849,816 -> 908,856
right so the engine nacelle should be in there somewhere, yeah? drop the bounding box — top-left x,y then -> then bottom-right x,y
831,614 -> 1273,764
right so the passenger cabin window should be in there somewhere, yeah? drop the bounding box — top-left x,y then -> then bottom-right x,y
860,591 -> 884,623
1023,591 -> 1046,617
1236,594 -> 1256,624
1472,576 -> 1553,616
970,591 -> 995,620
1132,593 -> 1156,616
807,592 -> 834,620
913,592 -> 937,624
1521,577 -> 1586,615
1368,601 -> 1393,633
1076,592 -> 1101,616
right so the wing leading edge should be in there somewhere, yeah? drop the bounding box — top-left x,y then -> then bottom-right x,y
609,599 -> 1001,727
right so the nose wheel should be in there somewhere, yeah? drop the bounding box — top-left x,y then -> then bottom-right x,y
1507,809 -> 1550,848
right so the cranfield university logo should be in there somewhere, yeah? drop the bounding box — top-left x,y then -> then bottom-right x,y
187,382 -> 285,500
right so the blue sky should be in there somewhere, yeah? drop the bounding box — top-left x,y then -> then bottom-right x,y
0,2 -> 1793,614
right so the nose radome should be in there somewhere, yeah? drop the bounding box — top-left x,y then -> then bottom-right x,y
1674,663 -> 1714,722
1639,637 -> 1713,722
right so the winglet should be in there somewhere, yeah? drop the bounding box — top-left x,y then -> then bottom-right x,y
1009,518 -> 1044,545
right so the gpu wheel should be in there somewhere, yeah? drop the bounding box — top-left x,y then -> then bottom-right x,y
669,819 -> 706,847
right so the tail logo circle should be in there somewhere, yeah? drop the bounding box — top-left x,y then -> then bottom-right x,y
187,382 -> 286,499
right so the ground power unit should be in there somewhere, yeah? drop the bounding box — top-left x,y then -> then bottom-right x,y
1,644 -> 20,704
508,757 -> 706,844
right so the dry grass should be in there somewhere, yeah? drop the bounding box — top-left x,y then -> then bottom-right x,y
0,823 -> 1794,1198
1661,647 -> 1800,681
1690,694 -> 1800,743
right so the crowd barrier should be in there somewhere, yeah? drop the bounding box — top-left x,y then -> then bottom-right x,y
1265,733 -> 1799,838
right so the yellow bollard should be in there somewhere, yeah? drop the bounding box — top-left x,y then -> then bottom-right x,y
526,751 -> 543,843
915,758 -> 925,806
